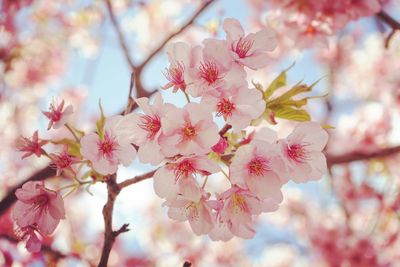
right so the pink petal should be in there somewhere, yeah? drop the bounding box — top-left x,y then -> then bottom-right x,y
178,178 -> 201,202
26,231 -> 42,253
137,141 -> 164,165
153,168 -> 179,200
48,193 -> 65,220
308,151 -> 328,181
246,171 -> 283,200
37,209 -> 59,235
223,18 -> 244,42
247,28 -> 277,52
80,133 -> 100,162
238,52 -> 270,70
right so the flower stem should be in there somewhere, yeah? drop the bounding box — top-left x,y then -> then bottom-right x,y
183,91 -> 191,103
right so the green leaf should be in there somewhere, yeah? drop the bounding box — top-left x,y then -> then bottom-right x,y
264,62 -> 295,100
96,99 -> 106,140
50,139 -> 82,157
68,142 -> 81,157
268,79 -> 321,106
274,107 -> 311,122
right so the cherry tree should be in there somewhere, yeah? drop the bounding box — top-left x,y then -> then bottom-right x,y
1,0 -> 400,266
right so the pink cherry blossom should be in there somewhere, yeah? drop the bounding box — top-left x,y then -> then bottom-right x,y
165,193 -> 214,236
201,82 -> 265,132
162,42 -> 201,92
14,225 -> 42,253
230,140 -> 286,200
278,122 -> 328,183
42,99 -> 73,130
185,39 -> 246,97
159,103 -> 219,157
12,181 -> 65,236
80,115 -> 137,175
153,155 -> 220,202
50,145 -> 78,176
18,130 -> 48,159
222,18 -> 277,70
210,186 -> 279,240
126,93 -> 175,165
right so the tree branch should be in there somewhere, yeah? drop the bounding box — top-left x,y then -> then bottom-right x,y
97,169 -> 158,267
136,0 -> 216,72
327,145 -> 400,166
376,10 -> 400,48
377,10 -> 400,30
105,0 -> 135,71
118,169 -> 157,189
98,174 -> 128,267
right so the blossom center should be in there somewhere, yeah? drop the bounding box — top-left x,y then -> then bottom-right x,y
139,114 -> 161,140
181,123 -> 197,141
216,98 -> 236,117
48,106 -> 62,122
33,195 -> 49,211
164,61 -> 185,89
286,143 -> 308,163
199,61 -> 222,85
98,132 -> 118,159
247,156 -> 269,176
174,159 -> 196,179
233,38 -> 254,58
185,201 -> 199,220
53,151 -> 73,169
231,193 -> 248,214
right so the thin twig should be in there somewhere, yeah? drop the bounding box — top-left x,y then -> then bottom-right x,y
118,169 -> 157,189
124,72 -> 136,115
376,10 -> 400,48
136,0 -> 216,71
105,0 -> 135,70
98,174 -> 128,267
327,145 -> 400,167
97,169 -> 158,266
377,10 -> 400,30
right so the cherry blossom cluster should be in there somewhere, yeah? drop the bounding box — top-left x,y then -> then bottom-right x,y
151,18 -> 328,240
260,0 -> 390,48
13,18 -> 329,252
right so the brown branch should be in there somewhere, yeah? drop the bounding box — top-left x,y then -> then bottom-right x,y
105,0 -> 135,70
136,0 -> 216,72
97,169 -> 159,267
377,10 -> 400,30
326,145 -> 400,166
377,10 -> 400,48
98,174 -> 128,267
118,169 -> 157,189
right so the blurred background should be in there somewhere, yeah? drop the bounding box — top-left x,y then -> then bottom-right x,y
1,0 -> 400,266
